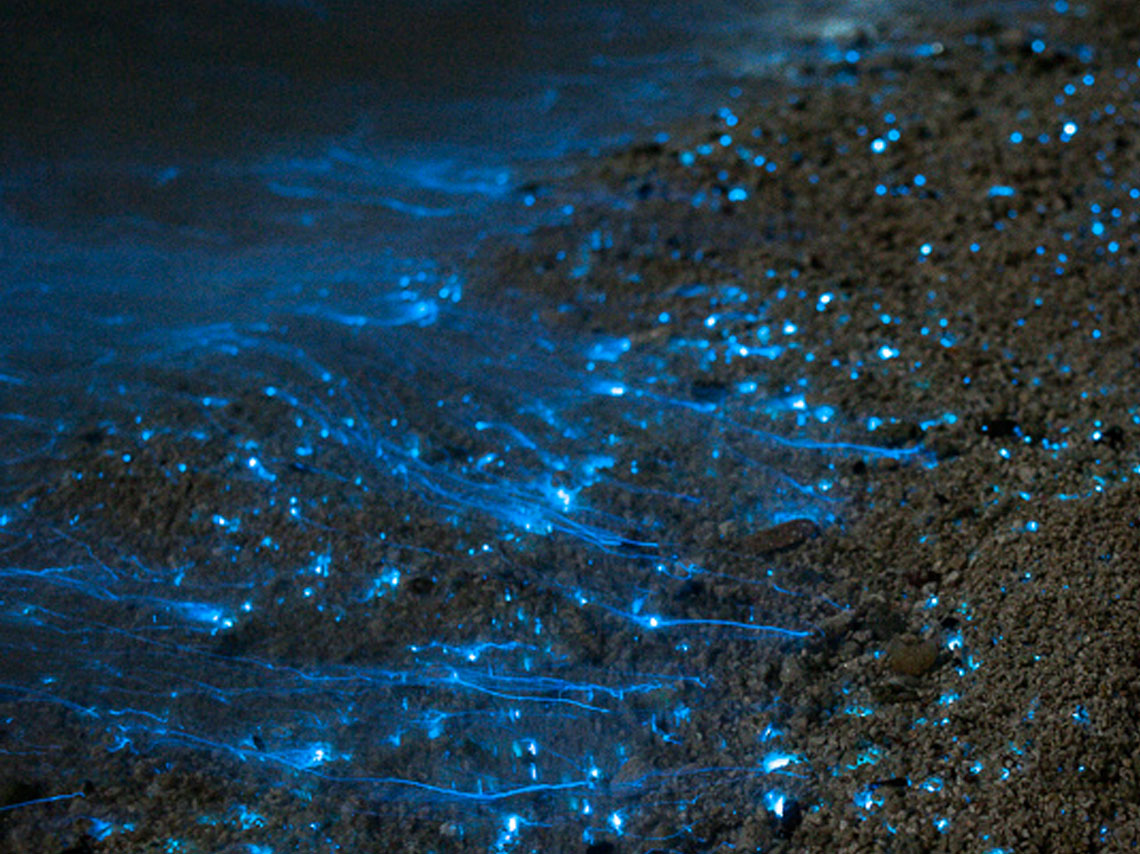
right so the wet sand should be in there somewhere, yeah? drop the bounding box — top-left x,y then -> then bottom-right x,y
5,1 -> 1140,852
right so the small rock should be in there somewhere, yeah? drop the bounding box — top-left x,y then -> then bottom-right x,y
739,519 -> 820,554
885,637 -> 939,676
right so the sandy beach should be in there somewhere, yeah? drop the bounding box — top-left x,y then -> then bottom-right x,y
4,1 -> 1140,852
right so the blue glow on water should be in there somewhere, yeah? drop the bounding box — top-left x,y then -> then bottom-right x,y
0,208 -> 931,849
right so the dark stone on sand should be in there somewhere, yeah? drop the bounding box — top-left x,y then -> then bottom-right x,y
690,379 -> 729,404
1095,424 -> 1125,448
871,777 -> 910,789
977,416 -> 1018,438
739,519 -> 820,554
675,579 -> 708,602
772,796 -> 804,839
407,576 -> 435,596
867,605 -> 908,642
886,638 -> 939,677
58,839 -> 96,854
78,427 -> 107,445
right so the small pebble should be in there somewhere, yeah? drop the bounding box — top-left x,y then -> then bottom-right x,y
886,637 -> 939,676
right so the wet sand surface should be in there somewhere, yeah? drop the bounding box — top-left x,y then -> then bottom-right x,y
4,2 -> 1140,852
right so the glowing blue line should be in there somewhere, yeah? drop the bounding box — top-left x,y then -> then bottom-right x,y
0,792 -> 85,813
728,420 -> 927,459
0,683 -> 99,717
318,775 -> 591,801
606,609 -> 813,638
443,673 -> 611,713
376,197 -> 454,218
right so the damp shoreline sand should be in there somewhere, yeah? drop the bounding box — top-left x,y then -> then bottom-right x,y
6,2 -> 1140,852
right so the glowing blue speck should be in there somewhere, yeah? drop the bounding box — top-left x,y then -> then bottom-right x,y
762,752 -> 796,772
764,791 -> 787,817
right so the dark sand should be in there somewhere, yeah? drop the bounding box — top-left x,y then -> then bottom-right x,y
5,1 -> 1140,852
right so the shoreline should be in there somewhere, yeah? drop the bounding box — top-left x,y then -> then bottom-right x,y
5,2 -> 1140,852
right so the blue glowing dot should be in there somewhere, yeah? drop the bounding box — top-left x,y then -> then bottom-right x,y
871,138 -> 887,153
1010,132 -> 1023,144
1063,121 -> 1078,136
764,790 -> 787,817
762,751 -> 796,772
1031,39 -> 1046,53
920,243 -> 932,256
727,187 -> 748,202
878,345 -> 899,360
